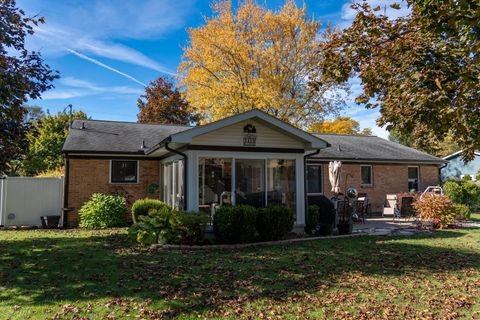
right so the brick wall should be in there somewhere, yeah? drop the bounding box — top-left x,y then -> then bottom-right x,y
66,158 -> 160,227
319,163 -> 440,213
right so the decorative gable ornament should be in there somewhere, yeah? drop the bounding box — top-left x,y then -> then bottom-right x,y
243,124 -> 257,146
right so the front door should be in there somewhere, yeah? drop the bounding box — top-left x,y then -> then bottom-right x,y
234,159 -> 265,207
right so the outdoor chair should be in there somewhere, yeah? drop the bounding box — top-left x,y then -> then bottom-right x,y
393,196 -> 416,222
336,199 -> 350,221
383,194 -> 397,216
358,196 -> 369,222
353,199 -> 366,223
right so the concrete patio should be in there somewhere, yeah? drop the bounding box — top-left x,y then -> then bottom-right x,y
352,216 -> 423,236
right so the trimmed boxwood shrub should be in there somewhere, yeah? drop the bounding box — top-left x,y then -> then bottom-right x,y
213,205 -> 257,244
257,205 -> 295,241
131,198 -> 170,223
305,205 -> 320,234
79,193 -> 127,229
169,211 -> 209,245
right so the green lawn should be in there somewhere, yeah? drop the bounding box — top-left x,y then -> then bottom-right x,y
0,228 -> 479,319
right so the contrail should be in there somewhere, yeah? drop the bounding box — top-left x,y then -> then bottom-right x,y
67,49 -> 147,87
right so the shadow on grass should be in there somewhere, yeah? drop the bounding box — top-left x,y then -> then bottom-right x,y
0,229 -> 479,317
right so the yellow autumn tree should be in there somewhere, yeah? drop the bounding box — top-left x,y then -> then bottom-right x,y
309,117 -> 373,135
179,0 -> 345,126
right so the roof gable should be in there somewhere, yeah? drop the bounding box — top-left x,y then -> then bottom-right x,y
443,150 -> 480,160
167,109 -> 329,149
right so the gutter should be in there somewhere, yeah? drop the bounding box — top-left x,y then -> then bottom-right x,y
165,139 -> 188,211
439,162 -> 448,182
303,149 -> 321,227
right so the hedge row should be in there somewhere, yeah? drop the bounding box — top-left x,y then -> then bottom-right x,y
213,204 -> 295,244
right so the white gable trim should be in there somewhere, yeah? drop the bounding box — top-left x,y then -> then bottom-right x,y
443,150 -> 480,160
168,109 -> 329,149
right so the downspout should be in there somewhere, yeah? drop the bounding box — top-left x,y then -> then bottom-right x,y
165,141 -> 188,210
439,162 -> 448,184
304,149 -> 321,227
63,153 -> 70,228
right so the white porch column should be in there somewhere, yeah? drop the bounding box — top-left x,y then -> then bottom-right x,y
186,150 -> 199,212
295,153 -> 306,226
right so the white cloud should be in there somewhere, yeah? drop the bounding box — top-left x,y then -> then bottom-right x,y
60,77 -> 143,95
20,0 -> 195,74
42,77 -> 143,100
67,49 -> 148,86
41,89 -> 88,100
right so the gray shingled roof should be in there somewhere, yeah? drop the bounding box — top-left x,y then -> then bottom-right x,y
63,119 -> 444,163
63,120 -> 192,154
311,134 -> 445,163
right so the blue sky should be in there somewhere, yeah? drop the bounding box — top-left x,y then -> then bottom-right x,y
19,0 -> 405,138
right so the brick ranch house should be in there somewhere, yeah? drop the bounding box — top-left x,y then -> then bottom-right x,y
62,109 -> 445,229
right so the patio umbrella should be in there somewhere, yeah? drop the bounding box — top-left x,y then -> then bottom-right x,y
328,161 -> 342,194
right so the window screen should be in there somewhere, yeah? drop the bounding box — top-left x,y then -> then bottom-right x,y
360,165 -> 372,185
111,160 -> 138,183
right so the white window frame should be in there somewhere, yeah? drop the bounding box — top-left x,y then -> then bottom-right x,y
306,162 -> 323,195
360,165 -> 373,186
197,156 -> 297,208
162,160 -> 185,209
109,160 -> 139,184
408,166 -> 420,192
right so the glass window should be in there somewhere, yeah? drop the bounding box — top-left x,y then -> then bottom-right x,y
111,160 -> 138,183
199,158 -> 232,213
267,159 -> 296,210
163,163 -> 172,205
361,165 -> 372,185
408,166 -> 419,191
162,161 -> 184,209
175,161 -> 184,209
235,159 -> 265,207
306,164 -> 322,194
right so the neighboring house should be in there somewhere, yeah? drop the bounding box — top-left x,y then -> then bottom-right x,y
441,150 -> 480,181
62,109 -> 445,229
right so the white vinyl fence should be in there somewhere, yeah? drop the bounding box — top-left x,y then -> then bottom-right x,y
0,177 -> 64,227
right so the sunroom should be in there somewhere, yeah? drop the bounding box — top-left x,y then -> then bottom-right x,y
146,109 -> 329,230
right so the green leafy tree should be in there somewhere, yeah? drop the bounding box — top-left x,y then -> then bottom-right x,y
314,1 -> 480,161
0,0 -> 59,174
137,77 -> 200,125
389,128 -> 459,157
21,110 -> 87,175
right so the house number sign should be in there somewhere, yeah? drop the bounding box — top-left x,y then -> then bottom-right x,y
243,124 -> 257,146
